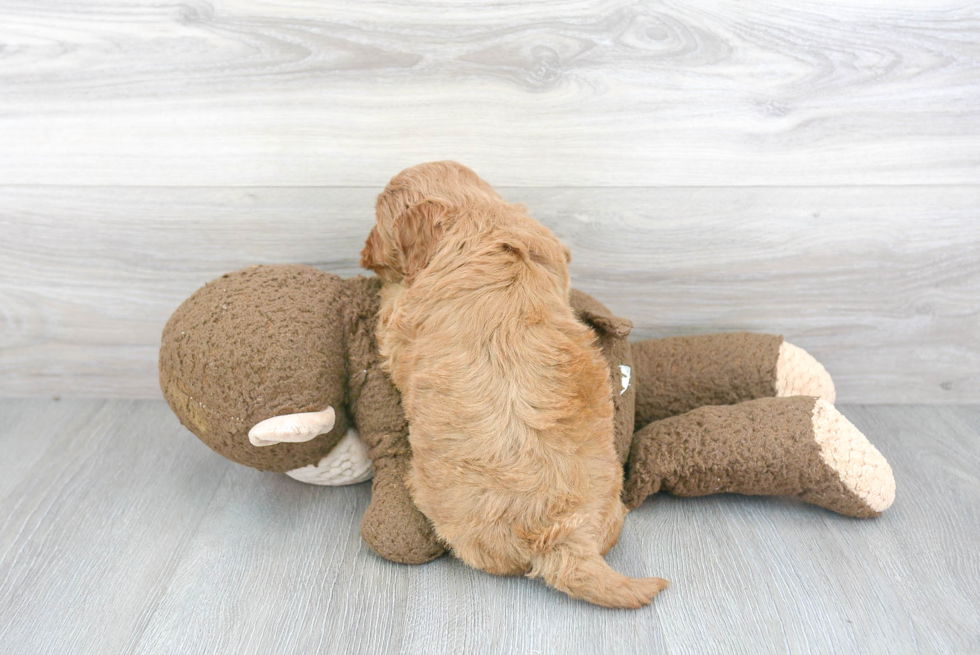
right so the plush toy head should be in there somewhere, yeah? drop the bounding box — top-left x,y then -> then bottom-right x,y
159,265 -> 353,472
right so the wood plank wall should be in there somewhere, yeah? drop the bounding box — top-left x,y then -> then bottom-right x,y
0,1 -> 978,401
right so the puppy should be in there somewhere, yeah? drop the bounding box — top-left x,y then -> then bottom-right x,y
361,162 -> 667,608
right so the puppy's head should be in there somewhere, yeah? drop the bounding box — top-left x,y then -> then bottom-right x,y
360,161 -> 502,284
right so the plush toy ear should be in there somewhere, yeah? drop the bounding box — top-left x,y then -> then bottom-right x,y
575,300 -> 633,339
396,198 -> 450,284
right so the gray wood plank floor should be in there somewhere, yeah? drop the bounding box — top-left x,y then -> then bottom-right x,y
1,400 -> 977,654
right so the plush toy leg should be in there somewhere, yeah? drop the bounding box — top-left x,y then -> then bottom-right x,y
622,396 -> 895,518
632,333 -> 835,429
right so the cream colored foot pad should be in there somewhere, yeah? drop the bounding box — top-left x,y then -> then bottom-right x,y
776,341 -> 836,403
811,399 -> 895,513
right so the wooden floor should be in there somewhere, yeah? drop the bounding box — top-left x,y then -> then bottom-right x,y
0,399 -> 977,654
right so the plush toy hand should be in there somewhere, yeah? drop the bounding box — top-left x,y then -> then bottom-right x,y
360,447 -> 446,564
632,333 -> 835,429
248,407 -> 336,447
250,419 -> 375,486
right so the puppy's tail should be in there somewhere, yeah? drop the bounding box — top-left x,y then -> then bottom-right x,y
529,546 -> 669,609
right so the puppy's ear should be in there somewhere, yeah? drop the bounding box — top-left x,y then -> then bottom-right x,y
360,226 -> 399,281
360,226 -> 383,271
397,199 -> 450,284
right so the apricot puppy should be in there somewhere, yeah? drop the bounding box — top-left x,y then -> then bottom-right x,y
361,162 -> 668,608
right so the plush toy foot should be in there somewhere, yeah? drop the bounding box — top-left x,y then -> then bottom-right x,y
360,456 -> 447,564
632,333 -> 784,427
284,428 -> 374,485
776,342 -> 836,403
631,334 -> 837,429
623,396 -> 895,518
805,399 -> 894,515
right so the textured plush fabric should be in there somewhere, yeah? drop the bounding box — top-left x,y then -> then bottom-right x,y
159,265 -> 349,472
568,290 -> 635,465
622,396 -> 880,517
342,276 -> 448,564
632,332 -> 783,430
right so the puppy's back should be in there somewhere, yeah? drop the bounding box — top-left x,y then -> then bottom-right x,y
389,221 -> 668,608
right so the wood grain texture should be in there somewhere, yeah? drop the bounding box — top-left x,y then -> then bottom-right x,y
0,400 -> 231,654
1,400 -> 977,654
0,0 -> 977,186
2,185 -> 977,402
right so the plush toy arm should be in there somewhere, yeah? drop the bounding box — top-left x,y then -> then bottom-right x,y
632,333 -> 835,431
344,276 -> 446,565
347,364 -> 447,564
362,446 -> 446,565
622,396 -> 895,518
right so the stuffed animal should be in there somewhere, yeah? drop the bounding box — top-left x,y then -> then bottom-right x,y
160,264 -> 895,565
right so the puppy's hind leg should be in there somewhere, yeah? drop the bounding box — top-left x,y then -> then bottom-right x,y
598,501 -> 628,556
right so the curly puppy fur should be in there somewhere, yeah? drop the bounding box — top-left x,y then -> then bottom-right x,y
361,161 -> 667,608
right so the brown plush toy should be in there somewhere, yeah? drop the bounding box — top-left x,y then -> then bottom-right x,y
160,265 -> 895,565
